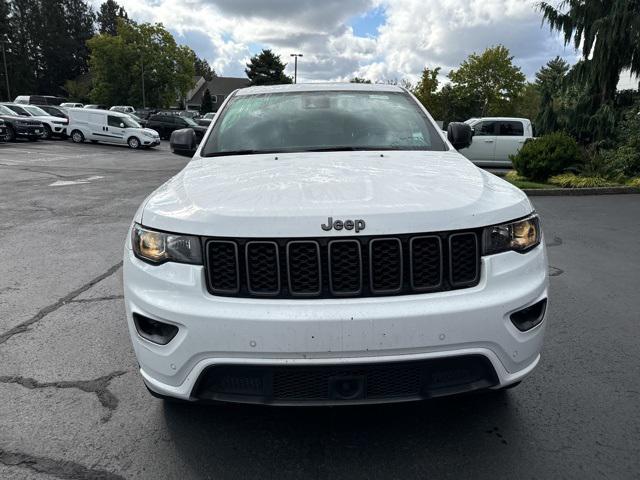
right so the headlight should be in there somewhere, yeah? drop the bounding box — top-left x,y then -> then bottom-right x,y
483,214 -> 541,255
132,224 -> 202,265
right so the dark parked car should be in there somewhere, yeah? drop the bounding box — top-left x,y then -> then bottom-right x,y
146,114 -> 207,141
36,105 -> 68,118
0,104 -> 43,141
127,113 -> 148,128
197,112 -> 216,127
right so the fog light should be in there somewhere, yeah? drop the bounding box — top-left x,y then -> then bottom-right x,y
133,313 -> 179,345
510,299 -> 547,332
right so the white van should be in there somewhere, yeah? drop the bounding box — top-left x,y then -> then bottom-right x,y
67,108 -> 160,149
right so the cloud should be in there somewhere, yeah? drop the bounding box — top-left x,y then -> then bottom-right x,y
89,0 -> 583,84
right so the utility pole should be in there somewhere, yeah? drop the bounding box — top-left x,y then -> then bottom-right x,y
141,58 -> 146,110
1,41 -> 10,101
290,53 -> 303,84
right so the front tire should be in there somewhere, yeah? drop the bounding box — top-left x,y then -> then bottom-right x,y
6,126 -> 16,142
127,136 -> 141,149
71,130 -> 84,143
42,125 -> 52,140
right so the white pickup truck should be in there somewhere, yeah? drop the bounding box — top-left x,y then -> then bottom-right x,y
458,117 -> 534,167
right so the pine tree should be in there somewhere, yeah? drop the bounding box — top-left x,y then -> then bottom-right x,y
539,0 -> 640,140
194,57 -> 215,81
534,57 -> 570,134
245,49 -> 292,86
200,88 -> 213,114
97,0 -> 128,36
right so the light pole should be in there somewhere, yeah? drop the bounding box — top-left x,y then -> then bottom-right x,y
141,58 -> 146,110
1,40 -> 10,101
290,53 -> 303,84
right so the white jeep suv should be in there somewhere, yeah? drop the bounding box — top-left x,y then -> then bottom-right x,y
124,83 -> 548,405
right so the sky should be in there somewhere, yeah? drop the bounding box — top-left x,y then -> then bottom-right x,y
89,0 -> 639,88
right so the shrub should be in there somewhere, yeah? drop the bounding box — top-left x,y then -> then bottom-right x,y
627,177 -> 640,188
505,170 -> 526,182
511,132 -> 581,182
548,173 -> 617,188
601,146 -> 640,178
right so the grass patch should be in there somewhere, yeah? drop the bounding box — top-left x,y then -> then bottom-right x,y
504,170 -> 551,189
548,173 -> 618,188
627,177 -> 640,187
508,179 -> 552,189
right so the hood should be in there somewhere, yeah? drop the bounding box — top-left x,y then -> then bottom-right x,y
141,150 -> 532,237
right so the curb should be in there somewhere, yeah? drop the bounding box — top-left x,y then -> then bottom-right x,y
523,186 -> 640,196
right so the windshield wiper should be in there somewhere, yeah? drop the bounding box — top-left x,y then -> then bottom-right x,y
203,149 -> 280,157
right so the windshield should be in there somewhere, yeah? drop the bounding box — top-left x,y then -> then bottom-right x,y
183,117 -> 198,127
24,105 -> 49,116
122,117 -> 140,128
202,91 -> 447,157
5,104 -> 29,116
0,105 -> 16,116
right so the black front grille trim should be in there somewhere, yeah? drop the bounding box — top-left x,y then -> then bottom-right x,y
204,228 -> 482,300
286,241 -> 322,297
409,235 -> 443,292
449,232 -> 480,287
369,238 -> 403,294
191,355 -> 499,405
328,239 -> 363,296
245,241 -> 281,296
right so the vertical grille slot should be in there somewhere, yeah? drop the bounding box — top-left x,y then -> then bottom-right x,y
206,240 -> 240,294
246,241 -> 280,295
328,240 -> 362,295
410,236 -> 443,290
287,241 -> 321,296
449,233 -> 479,286
369,238 -> 403,294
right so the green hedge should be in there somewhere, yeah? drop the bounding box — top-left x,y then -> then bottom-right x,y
511,132 -> 581,182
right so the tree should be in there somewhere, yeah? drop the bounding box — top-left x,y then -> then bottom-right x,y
448,45 -> 526,117
539,0 -> 640,140
412,67 -> 440,111
350,77 -> 371,83
88,19 -> 195,107
534,57 -> 570,134
194,56 -> 216,80
97,0 -> 128,36
200,88 -> 213,114
245,49 -> 292,86
4,0 -> 95,96
63,78 -> 92,102
512,83 -> 541,124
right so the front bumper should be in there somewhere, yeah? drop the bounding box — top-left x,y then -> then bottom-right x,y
123,242 -> 548,403
52,125 -> 67,136
142,137 -> 160,146
16,125 -> 42,137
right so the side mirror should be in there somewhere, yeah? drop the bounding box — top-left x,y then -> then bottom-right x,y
170,128 -> 197,157
447,122 -> 473,150
119,123 -> 125,128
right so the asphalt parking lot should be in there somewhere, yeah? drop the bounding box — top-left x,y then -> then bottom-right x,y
1,138 -> 639,479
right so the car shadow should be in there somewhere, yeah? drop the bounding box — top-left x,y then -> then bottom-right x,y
162,391 -> 521,479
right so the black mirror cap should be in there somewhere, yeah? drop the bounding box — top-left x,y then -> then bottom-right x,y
447,122 -> 473,150
170,128 -> 197,157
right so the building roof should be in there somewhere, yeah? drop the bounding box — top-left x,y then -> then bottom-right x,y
188,77 -> 251,105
